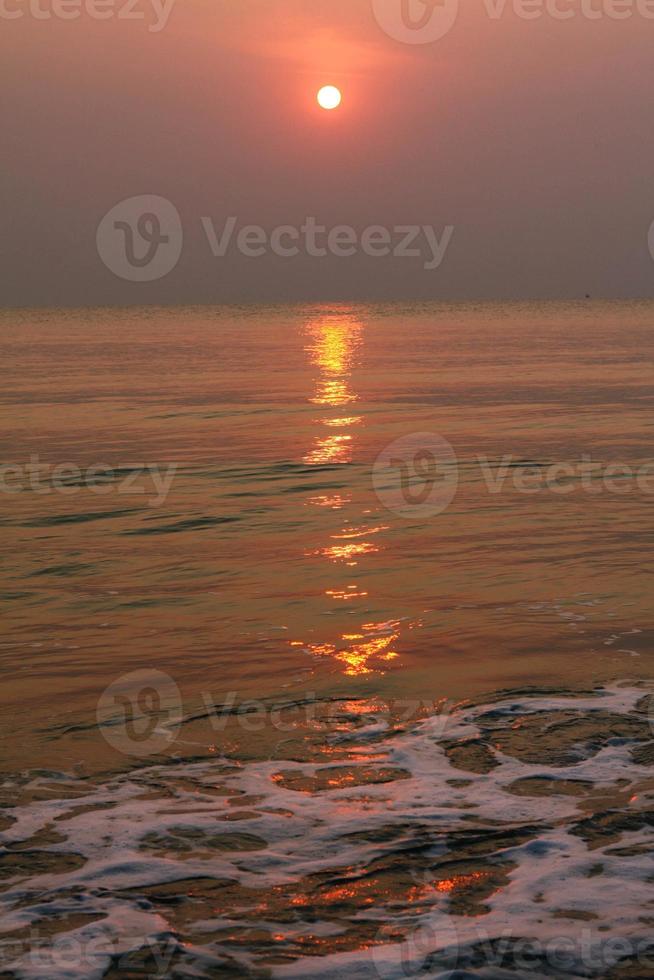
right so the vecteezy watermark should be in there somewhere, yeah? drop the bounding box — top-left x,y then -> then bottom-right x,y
196,692 -> 456,735
201,217 -> 454,271
0,457 -> 177,507
0,0 -> 176,31
372,0 -> 460,44
372,918 -> 460,978
371,920 -> 654,977
373,433 -> 459,519
97,675 -> 458,756
0,929 -> 179,977
484,0 -> 654,22
477,455 -> 654,495
96,195 -> 455,282
373,436 -> 654,517
97,669 -> 183,756
96,195 -> 183,282
372,0 -> 654,45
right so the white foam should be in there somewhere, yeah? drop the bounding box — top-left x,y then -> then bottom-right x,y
1,685 -> 652,978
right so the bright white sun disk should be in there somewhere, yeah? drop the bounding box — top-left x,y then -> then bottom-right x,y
317,86 -> 342,111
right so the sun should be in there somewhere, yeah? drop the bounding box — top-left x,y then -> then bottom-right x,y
317,86 -> 342,111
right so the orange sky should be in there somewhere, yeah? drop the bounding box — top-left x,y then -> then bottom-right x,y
2,0 -> 654,305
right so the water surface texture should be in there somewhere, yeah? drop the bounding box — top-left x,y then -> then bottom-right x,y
1,302 -> 653,977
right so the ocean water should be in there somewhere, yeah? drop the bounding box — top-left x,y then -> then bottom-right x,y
0,301 -> 653,977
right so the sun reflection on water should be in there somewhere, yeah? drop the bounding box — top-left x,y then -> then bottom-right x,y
323,416 -> 362,428
303,314 -> 363,464
293,620 -> 402,677
309,541 -> 379,566
331,525 -> 389,540
296,312 -> 408,677
304,433 -> 353,466
307,494 -> 350,510
305,314 -> 363,394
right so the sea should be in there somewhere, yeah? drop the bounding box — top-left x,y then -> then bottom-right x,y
0,301 -> 653,978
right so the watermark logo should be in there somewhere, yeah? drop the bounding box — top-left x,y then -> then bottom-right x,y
97,195 -> 182,282
0,930 -> 178,977
0,0 -> 177,32
372,0 -> 460,44
372,919 -> 460,977
371,923 -> 654,977
373,432 -> 459,518
96,200 -> 454,282
97,668 -> 182,756
649,219 -> 654,264
0,456 -> 177,507
202,217 -> 454,271
372,0 -> 654,44
374,438 -> 654,520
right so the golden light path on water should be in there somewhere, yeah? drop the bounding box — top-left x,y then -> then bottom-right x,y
296,313 -> 405,676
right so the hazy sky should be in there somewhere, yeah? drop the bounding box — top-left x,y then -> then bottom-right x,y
3,0 -> 654,306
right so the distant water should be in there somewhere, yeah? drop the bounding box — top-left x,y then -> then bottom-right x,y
0,302 -> 653,977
